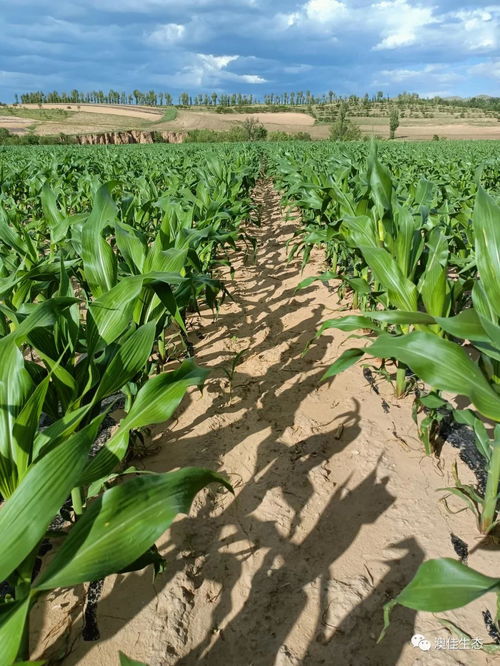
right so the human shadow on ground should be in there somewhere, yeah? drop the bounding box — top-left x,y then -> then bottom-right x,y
305,537 -> 425,666
177,463 -> 395,665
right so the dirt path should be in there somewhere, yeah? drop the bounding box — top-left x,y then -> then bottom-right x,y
32,183 -> 495,666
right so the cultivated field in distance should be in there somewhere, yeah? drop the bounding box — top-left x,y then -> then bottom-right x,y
1,99 -> 499,141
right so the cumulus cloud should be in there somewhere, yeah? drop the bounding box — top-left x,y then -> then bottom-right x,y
452,8 -> 499,50
372,0 -> 438,50
152,53 -> 267,88
282,0 -> 348,31
304,0 -> 348,23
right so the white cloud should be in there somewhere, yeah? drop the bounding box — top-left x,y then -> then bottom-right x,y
376,64 -> 461,85
304,0 -> 348,23
468,59 -> 500,81
198,54 -> 239,71
149,23 -> 185,45
452,8 -> 499,50
276,1 -> 499,56
279,0 -> 348,32
152,52 -> 266,87
372,0 -> 437,50
239,74 -> 266,83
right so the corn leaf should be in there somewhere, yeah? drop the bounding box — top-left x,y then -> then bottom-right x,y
34,468 -> 232,590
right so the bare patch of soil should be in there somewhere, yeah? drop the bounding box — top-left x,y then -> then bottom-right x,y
359,120 -> 500,140
0,115 -> 34,134
156,110 -> 315,133
20,103 -> 163,121
31,183 -> 496,666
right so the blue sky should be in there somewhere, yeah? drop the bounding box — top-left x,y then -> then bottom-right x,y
1,0 -> 499,102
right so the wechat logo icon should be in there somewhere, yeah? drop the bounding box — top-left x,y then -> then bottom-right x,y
411,634 -> 432,651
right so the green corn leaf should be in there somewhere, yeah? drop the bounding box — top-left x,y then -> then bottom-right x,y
41,182 -> 69,243
81,359 -> 209,484
380,558 -> 500,641
9,298 -> 79,345
0,598 -> 31,666
366,309 -> 489,341
317,315 -> 381,335
81,183 -> 119,297
93,321 -> 156,402
474,186 -> 500,316
34,468 -> 232,590
296,271 -> 338,291
415,178 -> 436,207
367,143 -> 393,215
12,376 -> 50,482
40,182 -> 64,226
32,405 -> 92,461
86,277 -> 143,353
87,180 -> 119,230
367,332 -> 500,421
342,216 -> 378,248
115,221 -> 146,274
418,229 -> 449,318
119,653 -> 149,666
395,559 -> 500,611
322,348 -> 365,380
120,359 -> 209,431
0,340 -> 33,488
0,420 -> 100,583
361,246 -> 418,312
82,231 -> 117,298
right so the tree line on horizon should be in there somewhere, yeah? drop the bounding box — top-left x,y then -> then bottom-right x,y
10,89 -> 500,112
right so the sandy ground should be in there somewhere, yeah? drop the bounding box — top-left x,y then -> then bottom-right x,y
20,103 -> 163,120
29,183 -> 497,666
156,110 -> 315,132
32,113 -> 150,136
0,115 -> 34,134
361,122 -> 500,141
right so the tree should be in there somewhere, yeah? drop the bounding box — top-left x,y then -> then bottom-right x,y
240,117 -> 267,141
389,107 -> 400,139
0,128 -> 11,143
329,102 -> 361,141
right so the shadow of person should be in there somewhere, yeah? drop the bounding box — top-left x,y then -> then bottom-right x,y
305,538 -> 425,666
179,464 -> 395,665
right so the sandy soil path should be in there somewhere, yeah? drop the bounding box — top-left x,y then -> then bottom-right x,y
32,183 -> 496,666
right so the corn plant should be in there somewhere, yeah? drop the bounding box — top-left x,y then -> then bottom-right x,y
380,558 -> 500,654
312,183 -> 500,533
0,297 -> 231,664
